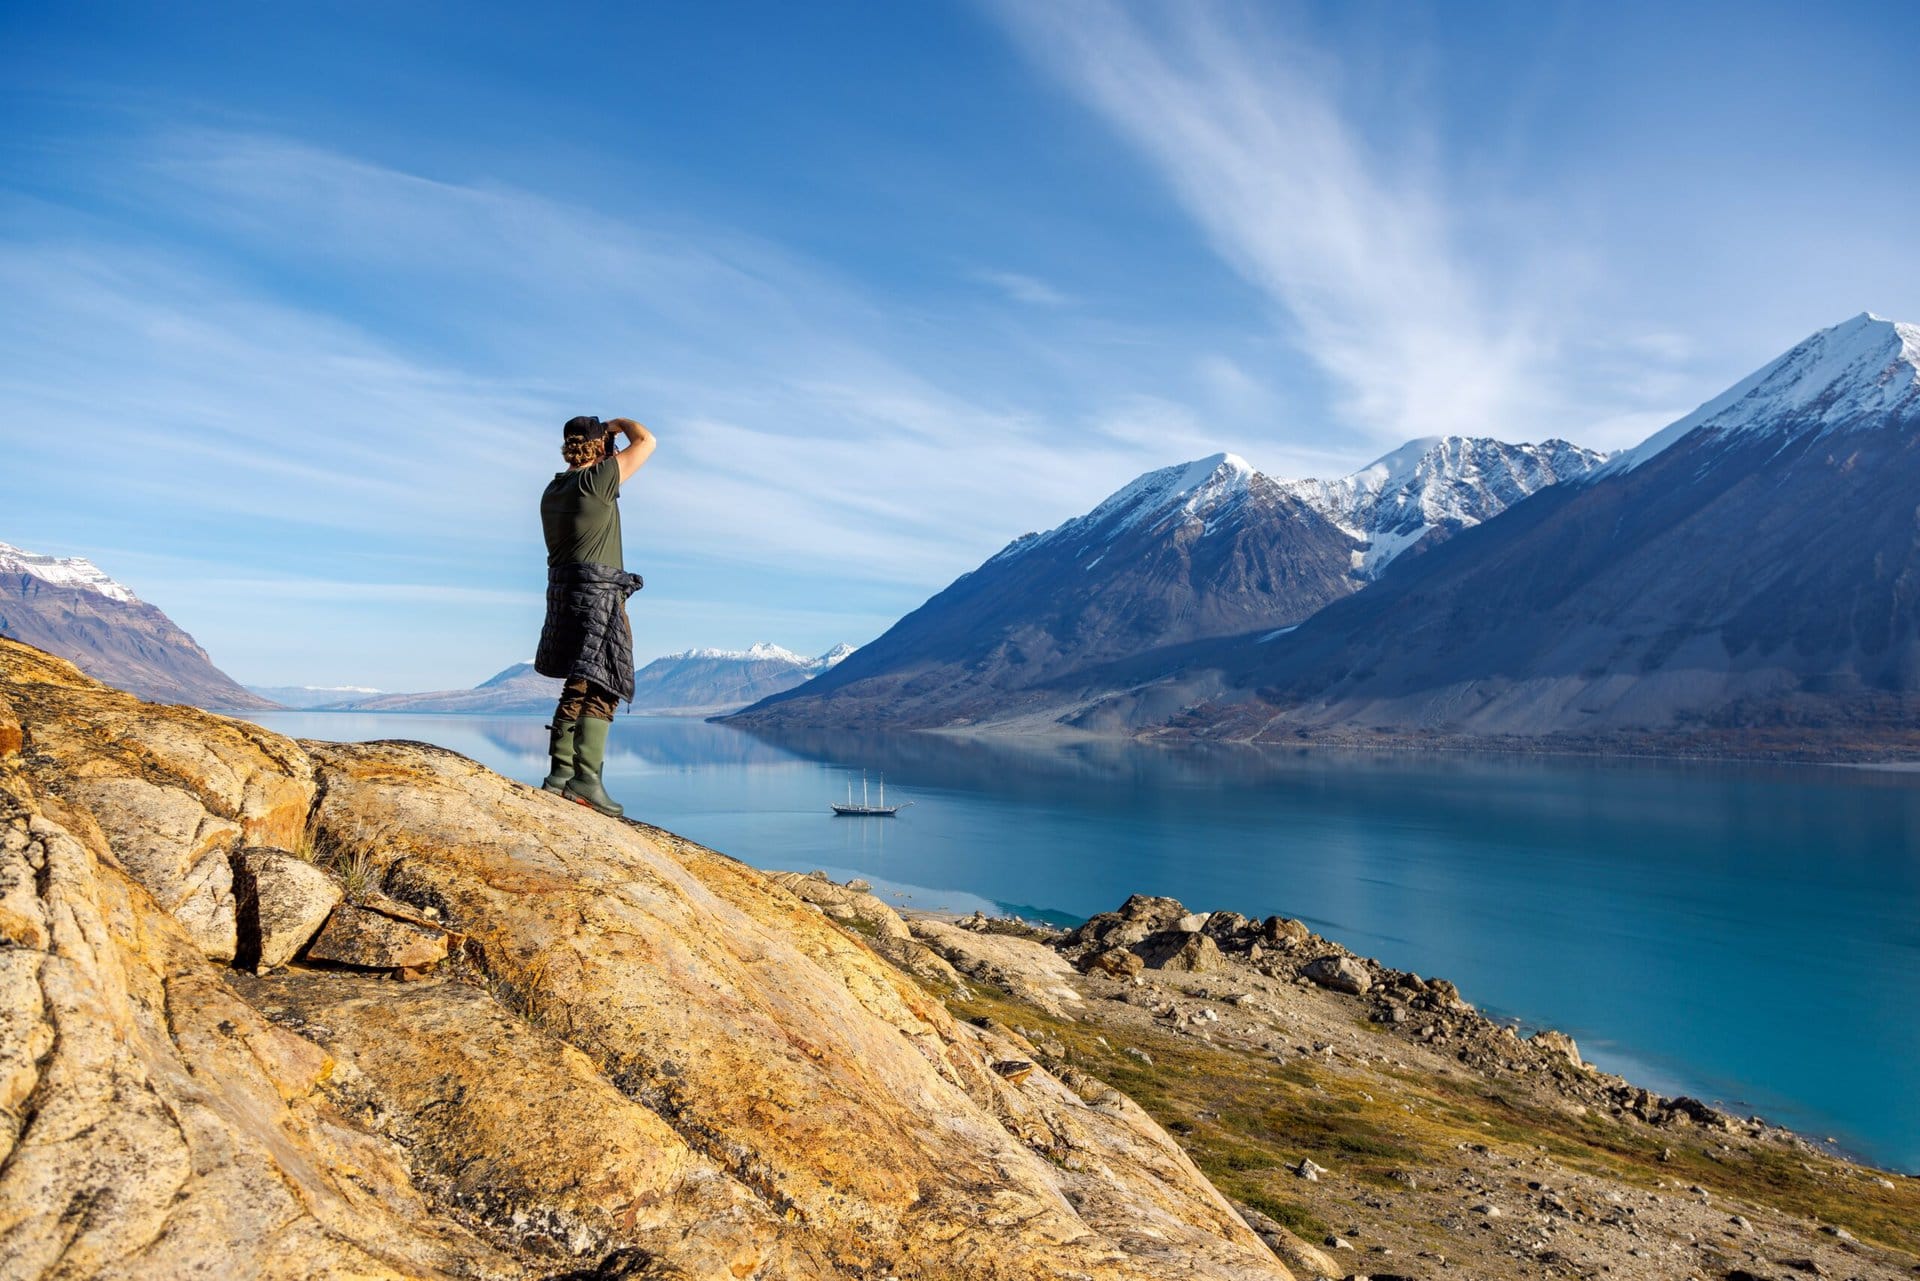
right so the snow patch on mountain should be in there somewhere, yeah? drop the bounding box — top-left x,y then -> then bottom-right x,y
0,541 -> 138,602
1601,312 -> 1920,476
1283,437 -> 1607,577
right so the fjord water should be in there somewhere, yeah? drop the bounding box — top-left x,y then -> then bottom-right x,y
247,710 -> 1920,1173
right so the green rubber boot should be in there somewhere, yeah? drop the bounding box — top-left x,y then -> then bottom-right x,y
541,719 -> 579,794
563,715 -> 624,817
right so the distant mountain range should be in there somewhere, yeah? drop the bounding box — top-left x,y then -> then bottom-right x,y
249,684 -> 386,709
0,541 -> 271,710
298,642 -> 857,715
736,313 -> 1920,757
734,436 -> 1603,732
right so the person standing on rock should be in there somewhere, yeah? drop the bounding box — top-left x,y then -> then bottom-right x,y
535,415 -> 654,816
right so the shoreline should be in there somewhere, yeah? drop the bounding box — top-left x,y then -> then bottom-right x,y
896,897 -> 1915,1180
789,871 -> 1920,1275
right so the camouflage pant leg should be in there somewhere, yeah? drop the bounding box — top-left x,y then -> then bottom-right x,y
556,678 -> 619,723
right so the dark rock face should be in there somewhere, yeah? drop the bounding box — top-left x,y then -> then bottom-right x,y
0,543 -> 271,710
1139,931 -> 1223,973
733,456 -> 1364,731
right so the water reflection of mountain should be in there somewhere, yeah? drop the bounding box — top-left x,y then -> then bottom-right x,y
732,720 -> 1907,800
473,716 -> 808,769
731,721 -> 1527,794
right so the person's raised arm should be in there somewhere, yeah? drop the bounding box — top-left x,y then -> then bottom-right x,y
607,418 -> 656,483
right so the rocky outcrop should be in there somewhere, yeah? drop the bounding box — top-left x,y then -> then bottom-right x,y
0,637 -> 1289,1279
4,646 -> 313,962
0,675 -> 514,1276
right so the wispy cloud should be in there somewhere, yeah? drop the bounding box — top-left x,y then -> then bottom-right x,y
987,0 -> 1652,445
1,128 -> 1268,682
975,268 -> 1074,307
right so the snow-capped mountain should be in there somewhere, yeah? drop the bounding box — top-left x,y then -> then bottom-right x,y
1171,313 -> 1920,748
734,437 -> 1611,733
1599,310 -> 1920,475
333,643 -> 856,715
628,642 -> 858,711
667,641 -> 855,671
0,542 -> 138,603
990,452 -> 1263,563
1283,437 -> 1607,577
734,454 -> 1364,731
0,540 -> 271,709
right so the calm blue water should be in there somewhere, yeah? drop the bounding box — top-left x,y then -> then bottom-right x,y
245,710 -> 1920,1173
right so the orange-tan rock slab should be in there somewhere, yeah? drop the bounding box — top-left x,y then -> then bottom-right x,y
309,739 -> 1291,1280
238,969 -> 826,1277
0,790 -> 517,1278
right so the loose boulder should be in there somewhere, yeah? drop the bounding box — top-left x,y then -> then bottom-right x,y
1143,931 -> 1224,973
307,902 -> 449,970
1116,894 -> 1189,930
1260,916 -> 1311,947
1081,946 -> 1145,979
232,847 -> 343,970
1302,955 -> 1371,995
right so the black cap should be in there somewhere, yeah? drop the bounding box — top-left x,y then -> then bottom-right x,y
562,415 -> 605,440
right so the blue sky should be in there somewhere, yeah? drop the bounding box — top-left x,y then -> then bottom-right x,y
3,1 -> 1915,689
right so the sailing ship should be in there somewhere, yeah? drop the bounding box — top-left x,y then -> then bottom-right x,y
831,771 -> 912,817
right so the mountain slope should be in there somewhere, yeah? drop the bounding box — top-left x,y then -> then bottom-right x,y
341,643 -> 855,714
1166,313 -> 1920,746
0,540 -> 272,709
733,454 -> 1366,730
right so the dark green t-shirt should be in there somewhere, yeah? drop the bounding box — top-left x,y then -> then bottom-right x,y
541,458 -> 623,569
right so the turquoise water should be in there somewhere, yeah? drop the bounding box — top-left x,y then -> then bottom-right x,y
246,710 -> 1920,1174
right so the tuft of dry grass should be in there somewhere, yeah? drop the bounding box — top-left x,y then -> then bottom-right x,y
286,826 -> 320,863
339,849 -> 378,902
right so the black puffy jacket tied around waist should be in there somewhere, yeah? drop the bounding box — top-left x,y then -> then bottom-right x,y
533,561 -> 645,703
